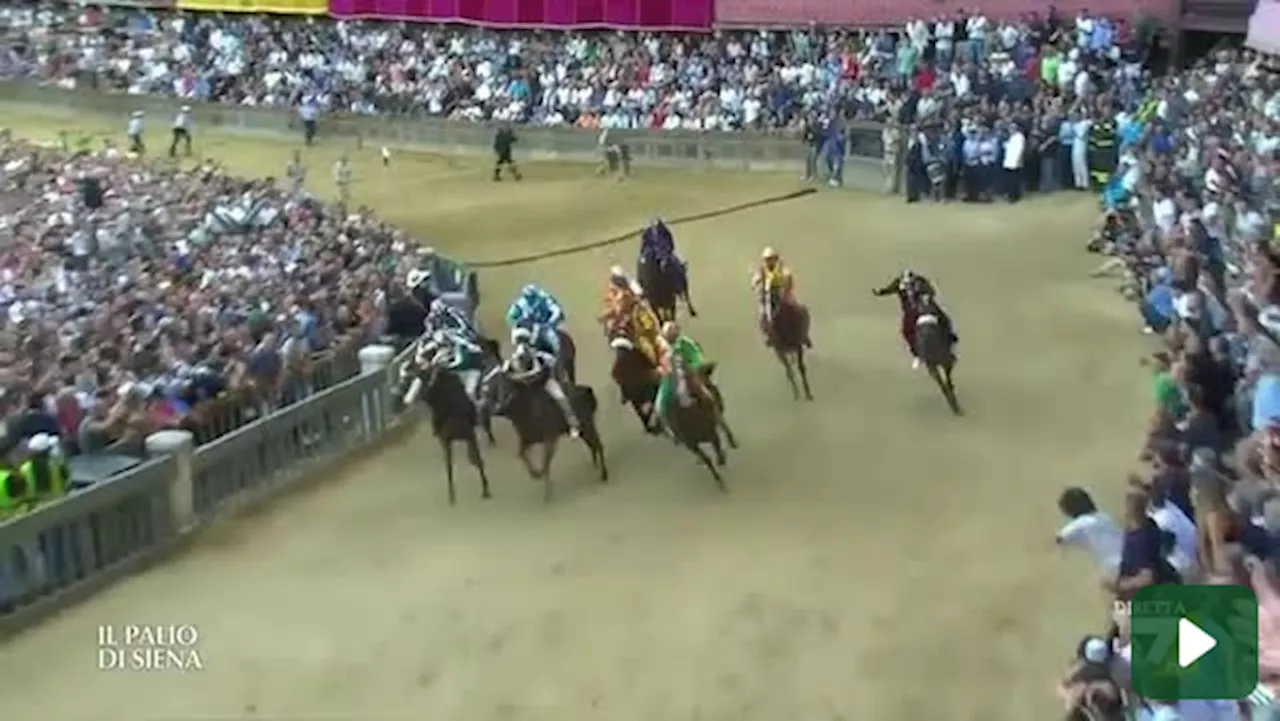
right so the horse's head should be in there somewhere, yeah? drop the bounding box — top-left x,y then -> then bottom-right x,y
399,350 -> 444,406
608,334 -> 652,378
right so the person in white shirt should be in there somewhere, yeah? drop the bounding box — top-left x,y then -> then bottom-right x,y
1056,487 -> 1123,576
1147,483 -> 1200,581
126,110 -> 144,155
1001,123 -> 1025,203
170,104 -> 192,158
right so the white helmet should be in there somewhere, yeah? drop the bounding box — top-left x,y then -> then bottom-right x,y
761,247 -> 778,260
429,297 -> 448,313
511,326 -> 533,346
609,265 -> 627,279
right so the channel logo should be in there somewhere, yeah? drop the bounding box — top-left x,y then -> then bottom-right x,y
1131,585 -> 1258,700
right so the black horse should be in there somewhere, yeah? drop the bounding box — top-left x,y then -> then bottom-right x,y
608,334 -> 662,434
399,360 -> 491,505
483,368 -> 608,503
637,256 -> 696,323
914,312 -> 961,415
764,289 -> 813,400
665,356 -> 736,492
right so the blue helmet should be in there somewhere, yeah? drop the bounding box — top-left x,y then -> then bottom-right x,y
521,284 -> 541,299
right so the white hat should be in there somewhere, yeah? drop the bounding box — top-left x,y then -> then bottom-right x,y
27,433 -> 55,453
406,269 -> 429,288
761,247 -> 778,259
609,265 -> 626,278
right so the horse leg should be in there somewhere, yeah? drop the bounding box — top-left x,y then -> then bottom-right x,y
582,424 -> 608,482
681,280 -> 698,317
942,360 -> 962,415
776,349 -> 800,399
540,440 -> 558,504
795,347 -> 814,400
440,438 -> 457,506
683,439 -> 724,489
633,400 -> 658,434
480,412 -> 496,446
716,413 -> 739,449
518,442 -> 542,480
465,435 -> 491,499
709,431 -> 727,467
926,365 -> 954,412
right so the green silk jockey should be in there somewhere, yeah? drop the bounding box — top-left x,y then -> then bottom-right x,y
653,320 -> 709,432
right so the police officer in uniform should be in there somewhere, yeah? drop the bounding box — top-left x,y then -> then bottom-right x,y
1087,106 -> 1118,191
493,123 -> 522,182
170,105 -> 193,158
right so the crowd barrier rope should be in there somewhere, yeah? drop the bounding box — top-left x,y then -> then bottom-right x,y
0,81 -> 896,633
0,81 -> 895,192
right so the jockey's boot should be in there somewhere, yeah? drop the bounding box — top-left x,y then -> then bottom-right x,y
545,377 -> 580,438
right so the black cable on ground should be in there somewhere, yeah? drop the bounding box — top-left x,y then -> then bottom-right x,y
466,187 -> 818,268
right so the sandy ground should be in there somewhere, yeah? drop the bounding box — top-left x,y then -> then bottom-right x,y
0,112 -> 1151,721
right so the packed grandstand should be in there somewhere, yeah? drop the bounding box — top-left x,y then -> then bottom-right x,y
2,0 -> 1280,716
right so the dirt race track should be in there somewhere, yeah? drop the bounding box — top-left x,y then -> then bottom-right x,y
0,112 -> 1152,721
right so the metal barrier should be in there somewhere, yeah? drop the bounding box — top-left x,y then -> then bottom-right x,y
0,343 -> 410,635
0,81 -> 893,187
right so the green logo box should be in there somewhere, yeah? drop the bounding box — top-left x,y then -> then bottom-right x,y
1131,584 -> 1258,700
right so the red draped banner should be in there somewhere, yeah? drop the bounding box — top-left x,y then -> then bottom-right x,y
326,0 -> 711,29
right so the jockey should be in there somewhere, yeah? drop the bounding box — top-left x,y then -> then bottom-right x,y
504,329 -> 581,437
872,270 -> 943,369
917,291 -> 958,350
640,217 -> 679,267
424,297 -> 477,341
601,266 -> 661,366
750,247 -> 812,347
505,283 -> 566,356
653,320 -> 711,435
423,329 -> 488,402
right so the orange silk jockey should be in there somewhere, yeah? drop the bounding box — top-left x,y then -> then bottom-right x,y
601,280 -> 661,366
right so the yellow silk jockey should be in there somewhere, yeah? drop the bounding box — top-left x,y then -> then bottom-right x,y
750,247 -> 797,335
600,265 -> 661,366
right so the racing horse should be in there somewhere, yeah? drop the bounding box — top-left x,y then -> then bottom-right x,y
482,369 -> 608,503
765,287 -> 813,401
667,355 -> 737,492
914,312 -> 961,415
399,355 -> 492,504
607,332 -> 662,434
637,256 -> 697,323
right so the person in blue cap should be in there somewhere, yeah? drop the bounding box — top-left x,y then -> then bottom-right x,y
505,283 -> 566,356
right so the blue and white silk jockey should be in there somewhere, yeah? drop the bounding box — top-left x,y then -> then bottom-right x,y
640,217 -> 680,268
505,284 -> 566,355
424,297 -> 477,341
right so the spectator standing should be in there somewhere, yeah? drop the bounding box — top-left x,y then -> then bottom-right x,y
170,104 -> 192,158
492,123 -> 522,182
126,110 -> 144,155
1001,121 -> 1025,203
333,154 -> 352,208
299,99 -> 318,146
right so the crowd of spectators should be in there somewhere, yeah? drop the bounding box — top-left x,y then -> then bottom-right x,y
1048,42 -> 1280,721
0,126 -> 438,472
11,5 -> 1280,714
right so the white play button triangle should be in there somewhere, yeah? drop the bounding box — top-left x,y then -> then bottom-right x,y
1179,617 -> 1218,668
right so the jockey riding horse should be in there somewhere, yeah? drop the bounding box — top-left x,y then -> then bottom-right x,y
637,217 -> 695,320
750,247 -> 813,349
600,265 -> 662,370
873,269 -> 956,369
506,282 -> 577,382
653,320 -> 736,489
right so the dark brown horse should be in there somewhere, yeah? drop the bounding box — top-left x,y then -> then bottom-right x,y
666,356 -> 737,492
608,334 -> 662,434
483,367 -> 608,503
637,256 -> 697,323
399,359 -> 491,505
914,313 -> 961,414
764,288 -> 813,400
